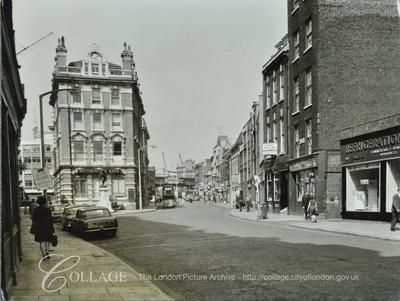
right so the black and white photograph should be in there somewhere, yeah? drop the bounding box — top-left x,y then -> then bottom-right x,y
2,0 -> 400,300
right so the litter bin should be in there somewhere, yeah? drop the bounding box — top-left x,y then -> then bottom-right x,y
260,202 -> 268,219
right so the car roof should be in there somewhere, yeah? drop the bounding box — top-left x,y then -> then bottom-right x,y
78,206 -> 109,211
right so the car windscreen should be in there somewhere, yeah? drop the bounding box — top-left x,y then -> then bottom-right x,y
82,209 -> 111,218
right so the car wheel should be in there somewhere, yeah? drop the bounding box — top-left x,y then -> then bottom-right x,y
109,230 -> 117,237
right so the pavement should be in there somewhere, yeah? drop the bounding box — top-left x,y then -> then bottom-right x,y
8,210 -> 173,301
230,207 -> 400,242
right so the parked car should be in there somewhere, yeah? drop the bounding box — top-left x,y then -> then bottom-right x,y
61,204 -> 92,231
70,206 -> 118,237
51,204 -> 67,222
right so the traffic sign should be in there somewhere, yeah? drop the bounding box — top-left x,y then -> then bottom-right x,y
33,168 -> 52,190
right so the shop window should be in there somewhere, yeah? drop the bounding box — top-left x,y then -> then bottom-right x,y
346,164 -> 380,212
386,159 -> 400,212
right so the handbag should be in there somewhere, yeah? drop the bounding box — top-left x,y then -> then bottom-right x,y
50,234 -> 58,247
30,224 -> 36,235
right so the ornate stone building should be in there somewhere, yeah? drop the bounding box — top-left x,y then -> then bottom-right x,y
49,37 -> 149,208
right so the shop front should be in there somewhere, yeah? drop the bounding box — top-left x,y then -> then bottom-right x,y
341,126 -> 400,221
288,156 -> 317,215
263,156 -> 289,213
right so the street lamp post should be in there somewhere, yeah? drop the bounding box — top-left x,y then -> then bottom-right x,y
138,144 -> 156,211
39,88 -> 75,197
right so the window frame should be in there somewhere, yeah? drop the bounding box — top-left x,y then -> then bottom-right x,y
91,88 -> 101,105
305,68 -> 312,107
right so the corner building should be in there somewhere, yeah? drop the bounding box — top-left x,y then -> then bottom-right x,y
287,0 -> 400,218
50,38 -> 147,207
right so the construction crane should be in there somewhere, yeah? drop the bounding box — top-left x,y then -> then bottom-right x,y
179,154 -> 184,168
162,152 -> 168,176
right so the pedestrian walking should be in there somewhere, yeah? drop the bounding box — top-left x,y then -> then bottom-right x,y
31,196 -> 56,260
302,193 -> 310,220
307,196 -> 318,223
390,187 -> 400,231
246,196 -> 251,212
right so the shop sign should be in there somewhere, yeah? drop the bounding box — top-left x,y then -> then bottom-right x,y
289,159 -> 317,172
360,179 -> 369,185
341,127 -> 400,164
263,143 -> 277,156
74,168 -> 124,175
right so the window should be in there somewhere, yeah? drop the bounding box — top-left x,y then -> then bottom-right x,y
74,178 -> 87,197
92,113 -> 102,130
112,176 -> 125,196
111,89 -> 120,105
294,125 -> 300,158
113,142 -> 122,156
73,112 -> 83,129
92,88 -> 101,104
294,77 -> 300,112
305,69 -> 312,106
72,87 -> 81,104
305,18 -> 312,50
46,145 -> 51,152
265,77 -> 270,109
84,63 -> 88,74
266,116 -> 270,143
92,63 -> 99,74
294,31 -> 300,60
306,119 -> 312,155
272,72 -> 277,105
112,113 -> 122,131
273,113 -> 277,143
25,180 -> 33,187
93,141 -> 103,161
24,157 -> 31,163
280,112 -> 285,154
279,65 -> 285,101
73,141 -> 84,161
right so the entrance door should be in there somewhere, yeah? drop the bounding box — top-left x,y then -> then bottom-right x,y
280,172 -> 288,210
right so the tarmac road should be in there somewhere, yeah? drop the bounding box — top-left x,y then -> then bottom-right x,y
90,202 -> 400,301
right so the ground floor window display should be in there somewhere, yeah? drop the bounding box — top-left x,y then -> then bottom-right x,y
386,159 -> 400,213
266,173 -> 280,209
294,169 -> 316,203
345,163 -> 380,212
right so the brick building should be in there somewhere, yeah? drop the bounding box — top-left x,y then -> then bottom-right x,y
262,35 -> 289,212
49,38 -> 149,208
287,0 -> 400,218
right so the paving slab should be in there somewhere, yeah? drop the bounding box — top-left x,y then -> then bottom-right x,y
8,210 -> 173,301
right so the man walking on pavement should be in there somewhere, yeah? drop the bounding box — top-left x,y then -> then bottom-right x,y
391,187 -> 400,231
302,193 -> 310,220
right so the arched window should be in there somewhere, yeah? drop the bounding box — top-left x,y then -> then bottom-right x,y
91,134 -> 106,162
111,134 -> 125,163
72,134 -> 86,161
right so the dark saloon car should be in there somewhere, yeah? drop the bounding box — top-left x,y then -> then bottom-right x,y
61,204 -> 92,231
70,206 -> 118,237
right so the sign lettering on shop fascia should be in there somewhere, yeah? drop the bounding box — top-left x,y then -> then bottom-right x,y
263,143 -> 277,156
344,133 -> 400,154
342,128 -> 400,164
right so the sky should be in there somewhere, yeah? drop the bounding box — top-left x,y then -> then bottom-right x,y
13,0 -> 287,170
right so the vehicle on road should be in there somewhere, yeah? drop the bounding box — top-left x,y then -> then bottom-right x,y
157,185 -> 177,209
70,206 -> 118,237
61,204 -> 92,231
51,204 -> 67,222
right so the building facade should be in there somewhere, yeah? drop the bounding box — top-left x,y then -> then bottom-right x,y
1,0 -> 27,297
262,35 -> 289,212
341,114 -> 400,221
287,0 -> 400,218
20,130 -> 54,202
50,38 -> 148,209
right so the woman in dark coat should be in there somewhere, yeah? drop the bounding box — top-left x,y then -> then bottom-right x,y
32,196 -> 55,259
